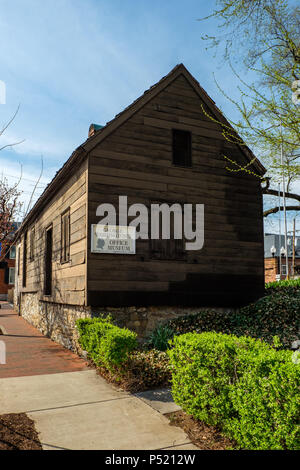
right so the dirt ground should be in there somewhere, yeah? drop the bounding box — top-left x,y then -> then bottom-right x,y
166,411 -> 236,450
0,413 -> 42,450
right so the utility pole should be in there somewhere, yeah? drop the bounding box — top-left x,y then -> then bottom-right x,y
280,122 -> 289,279
292,218 -> 296,278
278,183 -> 282,278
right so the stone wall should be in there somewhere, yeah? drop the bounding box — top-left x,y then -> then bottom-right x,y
19,293 -> 237,352
92,305 -> 236,340
19,293 -> 91,352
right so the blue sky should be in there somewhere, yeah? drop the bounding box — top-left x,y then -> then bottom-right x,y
0,0 -> 297,233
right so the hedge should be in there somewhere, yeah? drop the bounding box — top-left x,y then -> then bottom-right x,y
168,332 -> 300,450
76,316 -> 137,370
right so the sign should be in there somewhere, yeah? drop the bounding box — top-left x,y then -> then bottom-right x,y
91,225 -> 136,255
276,274 -> 281,281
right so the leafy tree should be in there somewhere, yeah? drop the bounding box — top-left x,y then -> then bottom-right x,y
201,0 -> 300,217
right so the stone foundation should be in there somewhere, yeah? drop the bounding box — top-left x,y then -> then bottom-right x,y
18,292 -> 237,352
19,293 -> 91,353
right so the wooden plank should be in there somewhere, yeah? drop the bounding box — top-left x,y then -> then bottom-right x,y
88,280 -> 169,291
144,116 -> 225,140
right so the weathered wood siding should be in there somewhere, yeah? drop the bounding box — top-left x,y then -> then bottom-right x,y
87,74 -> 264,307
17,160 -> 88,306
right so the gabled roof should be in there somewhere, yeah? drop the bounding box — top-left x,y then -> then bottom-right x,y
81,63 -> 266,174
16,64 -> 266,237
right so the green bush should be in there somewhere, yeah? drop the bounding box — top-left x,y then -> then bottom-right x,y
168,332 -> 300,450
165,289 -> 300,348
124,350 -> 171,391
147,324 -> 175,351
265,278 -> 300,295
76,316 -> 137,370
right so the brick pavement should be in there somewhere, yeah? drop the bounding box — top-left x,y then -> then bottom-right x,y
0,302 -> 87,378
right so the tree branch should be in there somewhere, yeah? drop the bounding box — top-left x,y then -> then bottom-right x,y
263,187 -> 300,202
264,205 -> 300,217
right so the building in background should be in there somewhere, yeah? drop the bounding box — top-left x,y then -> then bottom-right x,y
264,233 -> 300,283
0,222 -> 21,300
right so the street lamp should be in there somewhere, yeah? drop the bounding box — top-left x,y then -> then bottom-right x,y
280,246 -> 286,257
270,246 -> 276,257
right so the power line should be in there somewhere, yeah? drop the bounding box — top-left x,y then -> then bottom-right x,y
0,172 -> 49,186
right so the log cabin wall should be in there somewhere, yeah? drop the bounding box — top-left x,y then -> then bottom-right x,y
16,159 -> 88,307
87,73 -> 265,307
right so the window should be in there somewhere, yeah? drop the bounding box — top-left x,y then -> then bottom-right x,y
8,267 -> 15,285
18,246 -> 21,276
9,245 -> 16,259
29,229 -> 35,261
22,232 -> 27,288
150,238 -> 185,260
149,204 -> 186,260
172,129 -> 192,167
61,209 -> 70,263
44,226 -> 53,295
17,247 -> 20,275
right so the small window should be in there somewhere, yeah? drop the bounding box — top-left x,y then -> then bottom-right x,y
150,238 -> 185,260
150,203 -> 186,260
9,245 -> 16,259
29,229 -> 35,261
172,129 -> 192,167
8,267 -> 15,285
61,209 -> 70,263
44,226 -> 53,296
22,232 -> 27,288
17,247 -> 20,274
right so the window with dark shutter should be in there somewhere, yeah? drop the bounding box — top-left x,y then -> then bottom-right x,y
172,129 -> 192,167
29,228 -> 35,261
61,209 -> 70,263
44,226 -> 53,296
149,203 -> 186,261
22,232 -> 27,288
150,237 -> 185,261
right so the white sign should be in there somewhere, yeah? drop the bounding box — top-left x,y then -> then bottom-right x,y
91,225 -> 136,255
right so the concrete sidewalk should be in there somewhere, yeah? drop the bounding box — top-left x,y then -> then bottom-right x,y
0,370 -> 196,450
0,302 -> 196,450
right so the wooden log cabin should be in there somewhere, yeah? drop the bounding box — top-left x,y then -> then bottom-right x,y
14,64 -> 266,349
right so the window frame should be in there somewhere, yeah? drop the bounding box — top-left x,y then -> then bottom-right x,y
22,231 -> 27,288
149,201 -> 186,261
44,224 -> 53,296
61,208 -> 70,264
172,128 -> 192,168
29,228 -> 35,261
9,245 -> 16,259
8,267 -> 15,285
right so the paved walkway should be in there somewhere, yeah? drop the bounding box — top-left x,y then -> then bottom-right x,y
0,302 -> 87,378
0,302 -> 197,450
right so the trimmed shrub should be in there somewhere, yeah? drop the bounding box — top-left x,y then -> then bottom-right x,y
147,324 -> 175,351
226,348 -> 300,450
76,316 -> 137,370
168,332 -> 300,450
